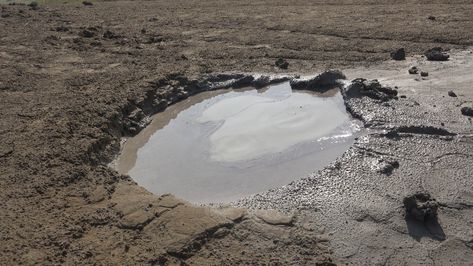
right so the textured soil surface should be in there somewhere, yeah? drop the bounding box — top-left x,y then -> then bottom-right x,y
1,0 -> 473,265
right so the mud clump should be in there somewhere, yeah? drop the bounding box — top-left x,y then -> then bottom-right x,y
290,70 -> 346,91
425,47 -> 449,61
103,30 -> 120,39
378,159 -> 400,175
408,66 -> 419,74
461,106 -> 473,117
275,58 -> 289,69
403,192 -> 439,222
343,78 -> 398,101
390,48 -> 406,60
79,28 -> 97,38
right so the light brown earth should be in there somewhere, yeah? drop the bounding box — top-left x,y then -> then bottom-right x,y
1,0 -> 473,265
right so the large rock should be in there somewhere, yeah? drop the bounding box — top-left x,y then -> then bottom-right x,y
342,78 -> 398,101
290,70 -> 346,91
425,47 -> 449,61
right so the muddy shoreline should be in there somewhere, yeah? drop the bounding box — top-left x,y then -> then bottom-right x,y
1,0 -> 473,265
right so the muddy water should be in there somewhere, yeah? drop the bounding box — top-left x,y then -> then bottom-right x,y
115,82 -> 361,203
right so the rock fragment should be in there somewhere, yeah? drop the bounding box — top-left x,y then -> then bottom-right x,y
425,47 -> 449,61
420,71 -> 429,77
275,58 -> 289,69
447,90 -> 457,97
428,16 -> 436,20
82,1 -> 93,6
390,48 -> 406,60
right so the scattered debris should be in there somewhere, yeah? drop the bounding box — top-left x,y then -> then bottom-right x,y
447,90 -> 457,97
343,78 -> 398,101
403,192 -> 439,222
461,106 -> 473,117
290,70 -> 346,91
390,48 -> 406,60
420,71 -> 429,77
408,66 -> 418,74
425,47 -> 449,61
275,58 -> 289,69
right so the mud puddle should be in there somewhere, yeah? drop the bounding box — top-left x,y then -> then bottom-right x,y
114,81 -> 361,203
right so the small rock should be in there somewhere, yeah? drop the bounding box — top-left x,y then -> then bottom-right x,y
408,66 -> 418,74
461,106 -> 473,117
82,1 -> 93,6
428,15 -> 436,20
447,90 -> 457,97
403,192 -> 439,222
275,58 -> 289,69
425,47 -> 449,61
420,71 -> 429,77
390,48 -> 406,60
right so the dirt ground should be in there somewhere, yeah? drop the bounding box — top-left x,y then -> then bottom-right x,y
1,0 -> 473,265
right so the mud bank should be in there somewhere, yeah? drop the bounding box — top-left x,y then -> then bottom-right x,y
238,49 -> 473,265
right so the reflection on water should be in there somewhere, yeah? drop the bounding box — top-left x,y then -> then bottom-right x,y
115,82 -> 361,203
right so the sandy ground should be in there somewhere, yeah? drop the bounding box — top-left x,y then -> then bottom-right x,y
1,0 -> 473,265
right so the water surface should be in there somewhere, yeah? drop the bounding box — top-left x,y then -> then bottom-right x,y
115,82 -> 361,203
